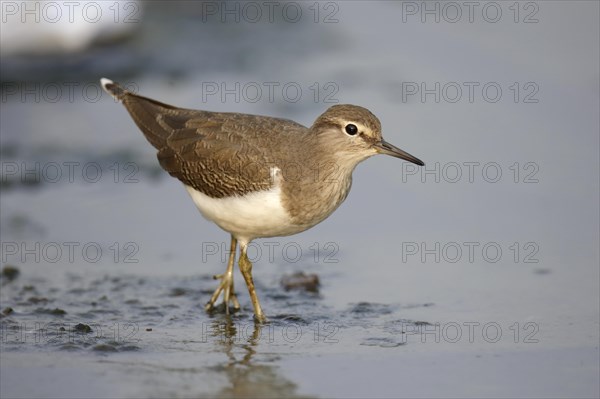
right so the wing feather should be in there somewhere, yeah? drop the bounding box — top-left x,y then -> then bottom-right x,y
118,89 -> 307,198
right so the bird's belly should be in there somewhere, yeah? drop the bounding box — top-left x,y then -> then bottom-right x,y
184,184 -> 303,244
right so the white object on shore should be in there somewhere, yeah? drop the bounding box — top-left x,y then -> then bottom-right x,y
0,0 -> 143,55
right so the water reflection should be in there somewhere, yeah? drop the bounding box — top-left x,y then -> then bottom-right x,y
209,317 -> 309,399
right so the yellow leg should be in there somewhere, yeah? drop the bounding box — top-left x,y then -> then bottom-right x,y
205,235 -> 240,313
239,243 -> 267,323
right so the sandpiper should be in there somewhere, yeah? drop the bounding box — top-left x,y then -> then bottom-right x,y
100,78 -> 424,323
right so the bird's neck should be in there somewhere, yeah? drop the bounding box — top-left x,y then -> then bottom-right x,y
278,145 -> 361,227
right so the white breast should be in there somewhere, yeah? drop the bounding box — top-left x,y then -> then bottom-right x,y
183,168 -> 301,245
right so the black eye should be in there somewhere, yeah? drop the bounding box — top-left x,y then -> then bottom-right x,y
345,124 -> 358,135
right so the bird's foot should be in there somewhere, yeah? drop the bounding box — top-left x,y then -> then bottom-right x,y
204,272 -> 240,315
253,312 -> 268,324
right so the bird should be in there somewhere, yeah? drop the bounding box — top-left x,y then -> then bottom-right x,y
100,78 -> 424,323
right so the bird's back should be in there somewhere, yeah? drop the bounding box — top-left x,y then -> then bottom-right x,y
102,79 -> 309,198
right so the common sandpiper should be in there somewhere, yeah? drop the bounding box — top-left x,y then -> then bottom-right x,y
101,78 -> 424,323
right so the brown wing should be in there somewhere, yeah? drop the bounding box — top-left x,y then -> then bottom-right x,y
112,84 -> 307,198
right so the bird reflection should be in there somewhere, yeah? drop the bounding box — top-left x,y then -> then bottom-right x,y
206,316 -> 306,398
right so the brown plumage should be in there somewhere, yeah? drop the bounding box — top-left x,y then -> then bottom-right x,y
103,80 -> 306,198
101,78 -> 424,322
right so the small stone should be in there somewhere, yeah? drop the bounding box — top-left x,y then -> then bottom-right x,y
27,297 -> 48,304
92,344 -> 118,352
281,272 -> 320,293
169,287 -> 187,297
1,265 -> 20,281
74,323 -> 93,333
534,268 -> 552,275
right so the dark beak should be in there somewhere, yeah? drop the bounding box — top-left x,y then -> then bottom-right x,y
374,139 -> 424,166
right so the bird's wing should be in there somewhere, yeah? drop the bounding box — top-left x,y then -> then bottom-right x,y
102,79 -> 307,198
155,110 -> 297,198
109,83 -> 307,198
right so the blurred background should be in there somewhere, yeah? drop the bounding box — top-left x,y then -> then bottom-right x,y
1,1 -> 598,398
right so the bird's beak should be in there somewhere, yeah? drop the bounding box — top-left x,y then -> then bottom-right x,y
374,139 -> 425,166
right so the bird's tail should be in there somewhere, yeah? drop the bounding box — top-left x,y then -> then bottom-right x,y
100,78 -> 127,102
100,77 -> 180,150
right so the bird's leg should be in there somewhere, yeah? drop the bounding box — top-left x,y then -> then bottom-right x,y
238,243 -> 267,323
205,235 -> 240,314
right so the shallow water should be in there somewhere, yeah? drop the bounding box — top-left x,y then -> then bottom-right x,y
1,1 -> 599,398
0,260 -> 436,398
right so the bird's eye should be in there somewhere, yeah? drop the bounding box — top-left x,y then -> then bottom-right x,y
345,124 -> 358,135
